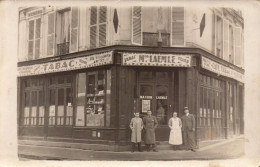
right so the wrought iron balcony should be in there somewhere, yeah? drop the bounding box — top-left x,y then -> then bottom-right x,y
57,42 -> 69,56
143,32 -> 170,47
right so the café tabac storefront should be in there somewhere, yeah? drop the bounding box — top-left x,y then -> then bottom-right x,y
17,46 -> 244,150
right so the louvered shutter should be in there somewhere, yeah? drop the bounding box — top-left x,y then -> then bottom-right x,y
28,20 -> 35,60
234,26 -> 242,66
47,12 -> 55,56
90,6 -> 97,49
223,19 -> 229,61
70,7 -> 79,52
132,6 -> 142,45
34,18 -> 41,59
171,7 -> 184,46
99,6 -> 107,47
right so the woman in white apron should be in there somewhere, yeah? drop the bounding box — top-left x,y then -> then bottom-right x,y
168,112 -> 182,150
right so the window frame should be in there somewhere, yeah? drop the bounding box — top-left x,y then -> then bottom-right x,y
27,15 -> 42,60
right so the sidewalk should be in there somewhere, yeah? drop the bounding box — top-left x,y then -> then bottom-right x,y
18,136 -> 245,161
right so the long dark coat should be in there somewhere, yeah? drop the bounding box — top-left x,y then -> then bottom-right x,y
129,117 -> 143,143
143,115 -> 158,144
181,114 -> 196,149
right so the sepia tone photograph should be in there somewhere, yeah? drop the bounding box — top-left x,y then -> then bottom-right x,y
0,0 -> 260,166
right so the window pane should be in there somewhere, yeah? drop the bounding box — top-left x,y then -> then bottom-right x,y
58,76 -> 64,84
31,91 -> 37,106
140,85 -> 153,96
156,85 -> 168,124
66,75 -> 72,83
75,73 -> 86,126
139,72 -> 153,82
49,90 -> 56,125
106,69 -> 111,126
156,72 -> 168,82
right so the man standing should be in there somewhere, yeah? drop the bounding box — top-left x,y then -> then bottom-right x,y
143,110 -> 158,152
181,107 -> 196,152
129,112 -> 143,152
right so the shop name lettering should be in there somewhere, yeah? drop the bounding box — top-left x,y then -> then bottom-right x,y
42,61 -> 75,71
124,54 -> 190,64
202,57 -> 243,81
18,52 -> 113,76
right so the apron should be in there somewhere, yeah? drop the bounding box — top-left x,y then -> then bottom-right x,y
169,117 -> 182,145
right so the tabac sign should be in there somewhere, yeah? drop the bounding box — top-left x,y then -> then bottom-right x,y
18,51 -> 113,77
201,57 -> 244,83
122,53 -> 192,67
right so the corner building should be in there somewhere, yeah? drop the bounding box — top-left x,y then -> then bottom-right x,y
18,6 -> 244,151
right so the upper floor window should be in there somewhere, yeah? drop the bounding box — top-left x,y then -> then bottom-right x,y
90,6 -> 107,49
56,9 -> 71,55
132,6 -> 185,47
28,17 -> 42,60
229,25 -> 234,63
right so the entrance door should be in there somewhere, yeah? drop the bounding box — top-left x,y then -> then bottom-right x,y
47,75 -> 74,138
137,71 -> 173,141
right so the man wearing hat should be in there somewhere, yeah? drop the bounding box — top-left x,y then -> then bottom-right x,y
181,107 -> 196,152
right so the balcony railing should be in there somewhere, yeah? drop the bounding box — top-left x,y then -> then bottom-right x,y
143,32 -> 170,47
57,42 -> 69,56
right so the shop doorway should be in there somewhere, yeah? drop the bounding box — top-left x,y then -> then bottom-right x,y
137,71 -> 174,141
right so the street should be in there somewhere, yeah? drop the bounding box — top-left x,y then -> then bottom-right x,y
18,137 -> 245,161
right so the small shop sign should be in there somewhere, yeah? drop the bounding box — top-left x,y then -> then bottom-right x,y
18,51 -> 113,77
122,52 -> 192,67
201,57 -> 244,82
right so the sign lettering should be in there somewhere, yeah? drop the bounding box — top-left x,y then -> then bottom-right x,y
201,57 -> 244,83
18,51 -> 113,77
122,53 -> 192,67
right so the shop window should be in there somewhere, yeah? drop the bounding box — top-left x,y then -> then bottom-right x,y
22,78 -> 45,126
49,89 -> 56,125
156,72 -> 169,83
156,85 -> 168,124
75,69 -> 111,127
38,91 -> 45,125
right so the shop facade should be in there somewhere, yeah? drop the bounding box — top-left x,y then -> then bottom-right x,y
17,45 -> 244,151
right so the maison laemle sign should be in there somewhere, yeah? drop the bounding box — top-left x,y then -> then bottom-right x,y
18,51 -> 113,77
201,57 -> 244,83
122,53 -> 192,67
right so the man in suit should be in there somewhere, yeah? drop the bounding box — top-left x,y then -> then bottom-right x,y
181,107 -> 196,152
143,110 -> 158,152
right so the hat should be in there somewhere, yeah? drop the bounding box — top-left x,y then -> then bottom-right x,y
184,107 -> 188,110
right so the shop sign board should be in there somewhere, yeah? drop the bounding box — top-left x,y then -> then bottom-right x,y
18,51 -> 113,77
122,53 -> 192,67
201,57 -> 244,82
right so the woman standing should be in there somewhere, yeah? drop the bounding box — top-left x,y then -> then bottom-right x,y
129,112 -> 143,152
168,112 -> 182,150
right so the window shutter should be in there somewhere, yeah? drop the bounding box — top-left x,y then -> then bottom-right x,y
132,6 -> 142,45
223,19 -> 229,61
47,12 -> 55,56
35,18 -> 41,59
99,6 -> 107,47
234,26 -> 241,66
70,7 -> 79,52
28,20 -> 35,60
90,6 -> 97,49
171,7 -> 184,46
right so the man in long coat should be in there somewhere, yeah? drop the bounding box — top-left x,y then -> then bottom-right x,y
129,112 -> 143,152
181,107 -> 196,152
143,110 -> 158,152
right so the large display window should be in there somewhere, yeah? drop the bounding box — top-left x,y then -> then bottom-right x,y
75,69 -> 111,127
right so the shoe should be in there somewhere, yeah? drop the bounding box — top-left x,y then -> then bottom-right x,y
153,150 -> 158,152
138,150 -> 143,152
191,149 -> 196,152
